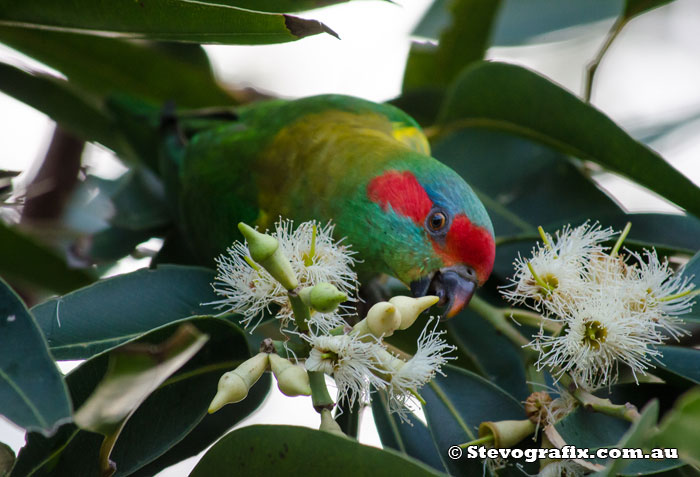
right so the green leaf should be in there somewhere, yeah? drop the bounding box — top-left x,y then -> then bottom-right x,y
403,0 -> 502,91
126,373 -> 270,477
193,0 -> 351,13
623,0 -> 675,20
555,407 -> 631,449
109,168 -> 169,231
653,388 -> 700,468
447,300 -> 529,401
421,365 -> 526,476
678,251 -> 700,322
371,390 -> 446,473
75,323 -> 208,436
83,227 -> 156,263
414,0 -> 623,46
438,62 -> 700,218
12,317 -> 269,476
0,277 -> 72,434
0,62 -> 128,154
594,400 -> 659,477
0,221 -> 96,294
191,425 -> 444,476
0,442 -> 14,477
0,1 -> 336,44
0,28 -> 234,108
31,265 -> 219,360
656,346 -> 700,385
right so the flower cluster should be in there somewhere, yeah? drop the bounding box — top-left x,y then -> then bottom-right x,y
209,219 -> 357,333
208,219 -> 454,423
502,222 -> 695,390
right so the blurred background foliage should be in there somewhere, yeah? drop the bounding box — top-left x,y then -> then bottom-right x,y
0,0 -> 699,476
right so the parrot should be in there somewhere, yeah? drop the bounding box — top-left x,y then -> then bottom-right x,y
115,94 -> 495,318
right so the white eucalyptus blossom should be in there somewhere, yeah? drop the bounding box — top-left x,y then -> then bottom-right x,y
529,287 -> 664,389
503,222 -> 696,390
304,333 -> 389,407
502,223 -> 615,316
386,318 -> 455,420
208,219 -> 358,332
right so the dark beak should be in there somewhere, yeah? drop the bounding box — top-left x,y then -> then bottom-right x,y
410,265 -> 478,320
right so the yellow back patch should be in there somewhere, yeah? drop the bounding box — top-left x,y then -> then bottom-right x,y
391,124 -> 431,156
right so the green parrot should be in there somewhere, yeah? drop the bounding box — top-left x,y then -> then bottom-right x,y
117,94 -> 495,318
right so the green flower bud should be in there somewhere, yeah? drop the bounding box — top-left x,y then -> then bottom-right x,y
389,295 -> 439,330
366,302 -> 401,337
309,282 -> 347,313
208,371 -> 247,413
269,354 -> 311,397
238,222 -> 298,290
208,352 -> 269,413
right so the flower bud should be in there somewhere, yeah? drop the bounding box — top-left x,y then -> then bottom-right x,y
208,352 -> 269,413
389,295 -> 439,330
366,302 -> 401,337
478,419 -> 536,448
238,222 -> 298,290
269,353 -> 311,396
319,408 -> 345,437
309,282 -> 347,313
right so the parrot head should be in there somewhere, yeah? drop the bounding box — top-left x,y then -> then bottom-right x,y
362,157 -> 495,319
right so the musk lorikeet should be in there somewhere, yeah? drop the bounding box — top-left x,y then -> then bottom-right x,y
115,94 -> 495,318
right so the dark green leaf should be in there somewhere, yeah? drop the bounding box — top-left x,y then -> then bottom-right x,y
0,1 -> 336,44
194,0 -> 351,13
403,0 -> 501,91
656,346 -> 700,385
414,0 -> 623,46
678,251 -> 700,323
31,265 -> 219,360
371,390 -> 446,473
0,221 -> 96,294
0,62 -> 128,154
127,373 -> 270,477
83,227 -> 156,263
623,0 -> 675,20
191,425 -> 444,476
0,442 -> 14,477
0,277 -> 71,434
555,407 -> 631,449
12,317 -> 268,477
421,365 -> 526,476
110,168 -> 169,231
75,323 -> 208,436
594,400 -> 660,477
439,62 -> 700,218
0,28 -> 234,108
653,388 -> 700,468
447,299 -> 529,401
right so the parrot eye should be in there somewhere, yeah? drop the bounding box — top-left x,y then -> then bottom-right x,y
427,210 -> 448,232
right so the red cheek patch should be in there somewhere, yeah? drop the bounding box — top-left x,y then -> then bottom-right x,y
440,214 -> 495,284
367,170 -> 432,225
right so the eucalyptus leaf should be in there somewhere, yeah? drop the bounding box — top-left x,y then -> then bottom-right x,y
413,0 -> 623,46
31,265 -> 219,360
190,425 -> 445,476
403,0 -> 501,91
0,27 -> 234,109
0,221 -> 96,294
0,278 -> 71,434
0,1 -> 336,44
12,317 -> 267,476
74,323 -> 208,436
109,168 -> 169,231
421,365 -> 526,476
623,0 -> 675,20
653,388 -> 700,468
0,443 -> 14,477
194,0 -> 351,13
438,62 -> 700,218
371,390 -> 446,473
0,62 -> 128,155
656,346 -> 700,385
